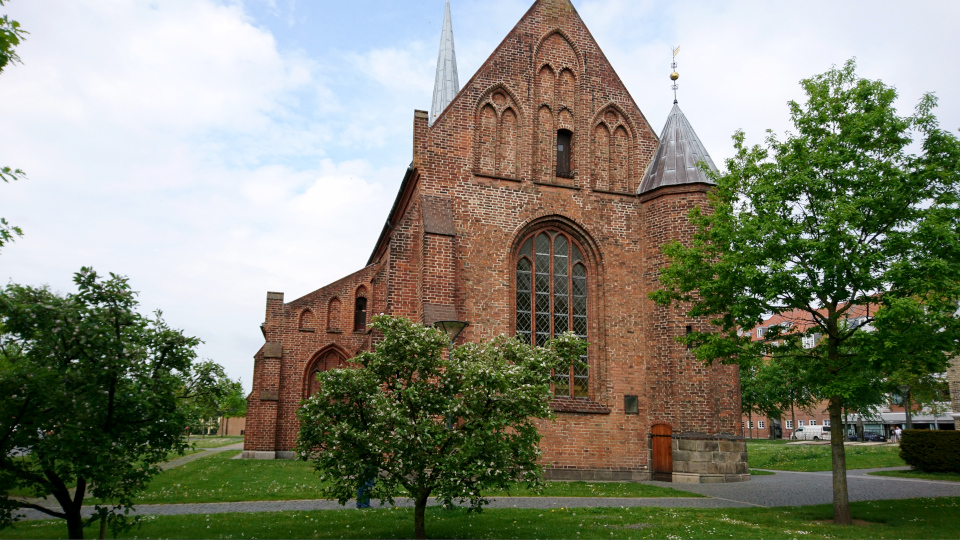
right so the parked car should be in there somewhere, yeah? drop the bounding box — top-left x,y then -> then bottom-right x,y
847,432 -> 887,442
791,425 -> 831,441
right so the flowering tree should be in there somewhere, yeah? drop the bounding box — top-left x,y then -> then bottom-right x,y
296,315 -> 585,539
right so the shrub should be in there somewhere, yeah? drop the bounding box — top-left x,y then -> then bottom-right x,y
899,430 -> 960,473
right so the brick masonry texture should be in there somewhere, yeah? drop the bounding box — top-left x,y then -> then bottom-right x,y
245,0 -> 745,481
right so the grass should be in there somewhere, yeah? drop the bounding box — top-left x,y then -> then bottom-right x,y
746,439 -> 905,471
870,470 -> 960,482
5,448 -> 205,499
4,497 -> 960,539
112,453 -> 700,505
747,469 -> 776,475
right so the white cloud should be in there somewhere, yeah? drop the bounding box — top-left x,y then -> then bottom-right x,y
578,0 -> 960,164
0,0 -> 396,391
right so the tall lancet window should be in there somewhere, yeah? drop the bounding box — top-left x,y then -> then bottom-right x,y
556,130 -> 573,178
516,229 -> 588,398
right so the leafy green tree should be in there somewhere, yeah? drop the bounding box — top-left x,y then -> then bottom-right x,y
296,315 -> 585,540
0,269 -> 203,539
0,0 -> 25,74
180,361 -> 245,437
652,60 -> 960,524
0,0 -> 27,250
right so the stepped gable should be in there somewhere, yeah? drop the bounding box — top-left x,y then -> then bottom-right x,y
638,103 -> 717,194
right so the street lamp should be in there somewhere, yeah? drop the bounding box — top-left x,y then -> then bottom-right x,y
434,320 -> 469,346
435,321 -> 469,431
898,384 -> 913,430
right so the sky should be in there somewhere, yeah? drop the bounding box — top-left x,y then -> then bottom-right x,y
1,0 -> 959,394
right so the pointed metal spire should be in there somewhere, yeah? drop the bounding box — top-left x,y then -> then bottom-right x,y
638,104 -> 718,194
430,0 -> 460,126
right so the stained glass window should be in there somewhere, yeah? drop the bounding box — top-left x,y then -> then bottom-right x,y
515,229 -> 589,399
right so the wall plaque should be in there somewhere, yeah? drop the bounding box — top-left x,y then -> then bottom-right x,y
260,390 -> 279,402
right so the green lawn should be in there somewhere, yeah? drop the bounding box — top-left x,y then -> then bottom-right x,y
870,470 -> 960,482
5,498 -> 960,539
748,469 -> 776,475
5,448 -> 203,499
746,440 -> 905,471
102,453 -> 697,505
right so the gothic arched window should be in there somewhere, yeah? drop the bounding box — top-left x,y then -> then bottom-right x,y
354,286 -> 368,332
306,349 -> 346,397
516,229 -> 588,398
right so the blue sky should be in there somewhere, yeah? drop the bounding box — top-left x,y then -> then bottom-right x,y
1,0 -> 959,392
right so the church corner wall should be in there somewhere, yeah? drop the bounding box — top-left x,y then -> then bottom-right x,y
639,183 -> 748,482
243,266 -> 386,459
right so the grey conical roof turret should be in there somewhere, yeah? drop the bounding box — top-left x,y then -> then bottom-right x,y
430,1 -> 460,126
638,104 -> 717,194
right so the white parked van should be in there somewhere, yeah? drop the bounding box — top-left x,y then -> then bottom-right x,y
792,425 -> 831,441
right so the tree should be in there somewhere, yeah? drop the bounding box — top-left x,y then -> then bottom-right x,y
0,0 -> 27,250
296,315 -> 584,540
651,60 -> 960,524
180,361 -> 245,437
0,268 -> 203,539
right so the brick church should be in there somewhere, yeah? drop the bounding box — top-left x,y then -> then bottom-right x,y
245,0 -> 750,483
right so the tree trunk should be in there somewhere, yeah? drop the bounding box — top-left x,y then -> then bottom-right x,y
66,511 -> 85,539
414,492 -> 429,540
828,397 -> 852,525
99,515 -> 107,540
748,412 -> 753,439
791,404 -> 796,440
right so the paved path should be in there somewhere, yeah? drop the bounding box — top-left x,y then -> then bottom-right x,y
13,464 -> 960,521
644,467 -> 960,508
161,442 -> 245,470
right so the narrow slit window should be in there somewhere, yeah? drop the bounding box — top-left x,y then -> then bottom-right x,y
354,297 -> 367,332
556,130 -> 572,178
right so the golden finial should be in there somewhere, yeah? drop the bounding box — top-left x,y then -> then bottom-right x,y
670,46 -> 680,103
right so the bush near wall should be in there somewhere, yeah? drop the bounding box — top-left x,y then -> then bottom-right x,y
899,430 -> 960,473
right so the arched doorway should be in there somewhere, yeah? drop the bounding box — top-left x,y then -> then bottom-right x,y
304,347 -> 347,398
651,423 -> 673,482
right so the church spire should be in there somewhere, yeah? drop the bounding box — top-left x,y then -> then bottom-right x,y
430,0 -> 460,126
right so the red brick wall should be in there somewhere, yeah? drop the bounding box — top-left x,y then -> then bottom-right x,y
245,0 -> 742,474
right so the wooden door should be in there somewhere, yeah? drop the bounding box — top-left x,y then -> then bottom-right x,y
651,423 -> 673,482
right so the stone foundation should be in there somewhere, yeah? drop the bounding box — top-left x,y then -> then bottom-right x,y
671,432 -> 750,483
240,450 -> 297,460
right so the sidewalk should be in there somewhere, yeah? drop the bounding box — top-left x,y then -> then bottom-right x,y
13,464 -> 960,521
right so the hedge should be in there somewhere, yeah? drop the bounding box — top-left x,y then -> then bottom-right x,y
899,430 -> 960,473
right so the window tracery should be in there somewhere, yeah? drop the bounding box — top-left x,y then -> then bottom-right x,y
516,229 -> 589,398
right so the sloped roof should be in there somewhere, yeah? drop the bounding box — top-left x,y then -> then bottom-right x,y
638,103 -> 717,195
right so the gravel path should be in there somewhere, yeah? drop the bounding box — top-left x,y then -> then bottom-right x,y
13,466 -> 960,521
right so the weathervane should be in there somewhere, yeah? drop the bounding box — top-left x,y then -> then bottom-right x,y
670,46 -> 680,104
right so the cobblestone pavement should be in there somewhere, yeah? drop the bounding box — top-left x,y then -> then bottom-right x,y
13,464 -> 960,521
